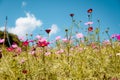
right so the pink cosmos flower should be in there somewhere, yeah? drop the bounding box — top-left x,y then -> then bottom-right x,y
116,35 -> 120,41
102,40 -> 111,45
22,40 -> 29,46
18,36 -> 24,41
7,47 -> 14,52
76,33 -> 84,38
55,36 -> 61,41
12,43 -> 18,48
62,38 -> 69,43
55,49 -> 64,54
36,35 -> 42,39
84,22 -> 93,25
111,34 -> 119,38
0,39 -> 5,43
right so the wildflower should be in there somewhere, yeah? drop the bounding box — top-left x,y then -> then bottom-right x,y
70,13 -> 74,17
62,38 -> 69,43
88,26 -> 93,31
55,49 -> 64,54
12,43 -> 18,49
15,47 -> 22,55
18,36 -> 24,41
116,35 -> 120,41
84,22 -> 93,25
102,40 -> 111,45
55,36 -> 61,41
37,38 -> 49,47
0,38 -> 5,43
45,29 -> 51,34
65,29 -> 68,32
111,34 -> 119,39
76,33 -> 84,38
36,35 -> 42,39
22,70 -> 27,74
22,40 -> 29,46
7,47 -> 14,52
87,8 -> 93,13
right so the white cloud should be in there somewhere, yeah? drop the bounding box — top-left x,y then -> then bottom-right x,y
49,24 -> 59,36
0,12 -> 42,37
22,1 -> 27,7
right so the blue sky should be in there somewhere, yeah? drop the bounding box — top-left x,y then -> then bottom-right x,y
0,0 -> 120,41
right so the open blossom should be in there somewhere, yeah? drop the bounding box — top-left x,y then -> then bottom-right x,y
18,36 -> 24,41
12,43 -> 18,48
116,35 -> 120,41
7,47 -> 14,52
0,39 -> 5,43
55,36 -> 61,41
84,22 -> 93,25
62,38 -> 69,43
102,40 -> 111,45
76,33 -> 84,38
37,38 -> 49,47
36,35 -> 42,39
88,26 -> 93,31
22,40 -> 29,46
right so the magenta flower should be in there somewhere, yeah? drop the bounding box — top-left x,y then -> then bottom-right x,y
7,47 -> 14,52
55,36 -> 61,41
84,22 -> 93,25
76,33 -> 84,38
0,39 -> 5,43
37,38 -> 49,47
22,40 -> 29,46
116,35 -> 120,41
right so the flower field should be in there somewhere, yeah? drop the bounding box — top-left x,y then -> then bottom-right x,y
0,9 -> 120,80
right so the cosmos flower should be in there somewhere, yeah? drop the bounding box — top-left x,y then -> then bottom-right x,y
76,33 -> 84,38
70,13 -> 74,17
37,38 -> 49,47
22,40 -> 29,46
116,35 -> 120,41
7,47 -> 14,52
12,43 -> 18,49
88,27 -> 93,31
45,29 -> 51,34
84,22 -> 93,25
55,36 -> 61,41
0,39 -> 5,43
87,9 -> 93,13
22,70 -> 28,74
62,38 -> 69,43
36,35 -> 42,39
